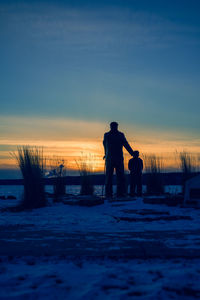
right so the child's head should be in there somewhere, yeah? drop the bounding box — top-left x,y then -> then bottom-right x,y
133,150 -> 139,158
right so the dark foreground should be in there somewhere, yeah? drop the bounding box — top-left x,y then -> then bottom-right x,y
1,196 -> 200,299
1,226 -> 200,258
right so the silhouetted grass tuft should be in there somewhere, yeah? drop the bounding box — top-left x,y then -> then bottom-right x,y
76,154 -> 94,195
14,146 -> 46,209
179,151 -> 197,194
145,155 -> 164,195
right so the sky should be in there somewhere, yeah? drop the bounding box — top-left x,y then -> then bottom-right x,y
0,0 -> 200,175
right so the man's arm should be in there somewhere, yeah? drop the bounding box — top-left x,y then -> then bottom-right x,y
122,134 -> 134,156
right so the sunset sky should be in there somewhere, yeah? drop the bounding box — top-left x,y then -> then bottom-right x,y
0,0 -> 200,175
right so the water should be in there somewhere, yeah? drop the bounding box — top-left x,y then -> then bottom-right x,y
0,185 -> 182,201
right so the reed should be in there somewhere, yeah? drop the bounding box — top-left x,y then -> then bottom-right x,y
179,151 -> 197,194
145,155 -> 164,195
76,154 -> 94,195
14,146 -> 46,209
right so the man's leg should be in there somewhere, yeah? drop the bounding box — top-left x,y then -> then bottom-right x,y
105,160 -> 114,197
116,160 -> 125,197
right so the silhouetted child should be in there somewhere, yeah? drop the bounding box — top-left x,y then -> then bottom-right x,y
128,151 -> 143,197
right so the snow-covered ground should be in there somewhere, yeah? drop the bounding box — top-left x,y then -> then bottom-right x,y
0,256 -> 200,300
0,189 -> 199,234
0,185 -> 200,299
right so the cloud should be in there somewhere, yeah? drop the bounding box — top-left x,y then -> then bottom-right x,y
1,1 -> 199,53
1,114 -> 199,143
0,115 -> 107,141
0,2 -> 199,172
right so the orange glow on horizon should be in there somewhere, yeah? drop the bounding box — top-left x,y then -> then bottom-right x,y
1,138 -> 200,172
0,116 -> 200,173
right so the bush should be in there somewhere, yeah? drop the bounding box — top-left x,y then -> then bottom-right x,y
145,155 -> 164,195
14,146 -> 46,209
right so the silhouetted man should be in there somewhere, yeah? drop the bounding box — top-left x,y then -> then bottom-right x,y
103,122 -> 134,198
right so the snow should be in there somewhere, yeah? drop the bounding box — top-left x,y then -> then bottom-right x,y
1,195 -> 200,234
0,257 -> 200,299
0,185 -> 200,299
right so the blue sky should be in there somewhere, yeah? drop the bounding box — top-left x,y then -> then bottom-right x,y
0,0 -> 200,171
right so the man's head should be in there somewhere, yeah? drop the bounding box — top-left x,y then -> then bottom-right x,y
110,121 -> 118,131
133,150 -> 139,158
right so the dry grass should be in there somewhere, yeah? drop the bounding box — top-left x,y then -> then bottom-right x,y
76,154 -> 95,195
179,151 -> 198,193
179,151 -> 196,174
144,155 -> 164,195
14,146 -> 46,209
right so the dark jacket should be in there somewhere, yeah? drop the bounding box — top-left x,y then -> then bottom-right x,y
128,157 -> 143,174
103,130 -> 134,161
